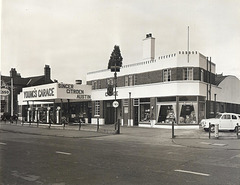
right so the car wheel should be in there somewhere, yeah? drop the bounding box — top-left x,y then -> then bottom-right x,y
210,125 -> 215,133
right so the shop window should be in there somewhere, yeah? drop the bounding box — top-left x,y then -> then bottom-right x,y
183,68 -> 193,80
157,105 -> 176,124
199,102 -> 205,122
179,103 -> 196,124
163,69 -> 171,82
95,101 -> 100,116
140,104 -> 150,122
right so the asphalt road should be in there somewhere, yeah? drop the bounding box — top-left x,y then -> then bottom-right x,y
0,130 -> 239,185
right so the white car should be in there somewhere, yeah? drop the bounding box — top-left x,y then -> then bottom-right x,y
200,113 -> 240,132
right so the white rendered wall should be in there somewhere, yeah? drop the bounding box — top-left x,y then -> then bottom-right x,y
213,76 -> 240,104
90,81 -> 207,101
86,51 -> 214,82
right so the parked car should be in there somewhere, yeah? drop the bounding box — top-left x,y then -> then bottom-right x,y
200,113 -> 240,132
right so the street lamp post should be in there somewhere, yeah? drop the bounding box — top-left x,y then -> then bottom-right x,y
112,64 -> 120,134
108,45 -> 123,134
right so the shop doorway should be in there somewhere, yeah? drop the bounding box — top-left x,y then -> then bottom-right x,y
105,107 -> 115,124
134,107 -> 139,125
123,106 -> 128,126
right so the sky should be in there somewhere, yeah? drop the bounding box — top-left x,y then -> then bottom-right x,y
1,0 -> 240,83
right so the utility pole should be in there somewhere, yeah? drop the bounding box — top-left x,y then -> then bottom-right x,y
11,77 -> 14,117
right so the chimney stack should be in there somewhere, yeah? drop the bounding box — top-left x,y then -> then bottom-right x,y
142,33 -> 155,60
44,65 -> 51,83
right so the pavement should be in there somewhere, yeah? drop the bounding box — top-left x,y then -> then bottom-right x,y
0,121 -> 239,150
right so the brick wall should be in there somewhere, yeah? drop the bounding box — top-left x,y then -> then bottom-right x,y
87,67 -> 215,89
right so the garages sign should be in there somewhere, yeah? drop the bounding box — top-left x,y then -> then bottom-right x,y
0,88 -> 10,96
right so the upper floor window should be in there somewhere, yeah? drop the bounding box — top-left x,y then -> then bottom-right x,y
201,69 -> 204,81
98,80 -> 101,89
129,75 -> 133,86
124,76 -> 129,86
163,69 -> 171,82
107,78 -> 114,85
92,81 -> 97,89
125,75 -> 134,86
183,68 -> 193,80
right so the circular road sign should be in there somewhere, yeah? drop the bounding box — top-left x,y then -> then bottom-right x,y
112,101 -> 119,108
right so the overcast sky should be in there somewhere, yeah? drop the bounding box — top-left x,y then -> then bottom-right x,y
1,0 -> 240,83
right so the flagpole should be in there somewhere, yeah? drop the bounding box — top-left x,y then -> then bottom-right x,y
187,26 -> 190,63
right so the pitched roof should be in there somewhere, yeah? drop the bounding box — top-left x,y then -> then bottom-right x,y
215,74 -> 227,86
1,75 -> 53,87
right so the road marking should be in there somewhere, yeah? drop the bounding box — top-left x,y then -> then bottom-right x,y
211,143 -> 227,146
200,142 -> 211,145
174,169 -> 210,176
0,142 -> 7,145
230,154 -> 240,159
56,151 -> 71,155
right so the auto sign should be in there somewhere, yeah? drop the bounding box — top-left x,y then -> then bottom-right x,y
0,88 -> 10,96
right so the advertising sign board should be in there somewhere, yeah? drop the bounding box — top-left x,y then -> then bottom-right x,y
22,83 -> 91,101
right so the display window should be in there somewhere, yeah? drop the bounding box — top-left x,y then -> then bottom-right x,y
179,103 -> 197,124
157,104 -> 176,124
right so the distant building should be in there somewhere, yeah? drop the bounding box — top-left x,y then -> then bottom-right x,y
86,34 -> 240,127
0,65 -> 53,117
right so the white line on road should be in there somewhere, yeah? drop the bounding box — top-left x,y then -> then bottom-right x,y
200,142 -> 211,145
174,169 -> 210,176
211,143 -> 227,146
0,142 -> 7,145
56,151 -> 71,155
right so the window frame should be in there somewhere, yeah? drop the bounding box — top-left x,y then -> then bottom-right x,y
163,69 -> 171,82
183,68 -> 193,80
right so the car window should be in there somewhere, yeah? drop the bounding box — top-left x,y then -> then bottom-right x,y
216,114 -> 222,118
232,115 -> 237,120
222,115 -> 231,119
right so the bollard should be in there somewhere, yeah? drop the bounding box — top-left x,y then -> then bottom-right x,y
215,124 -> 219,139
209,122 -> 211,139
79,120 -> 82,131
97,117 -> 99,132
